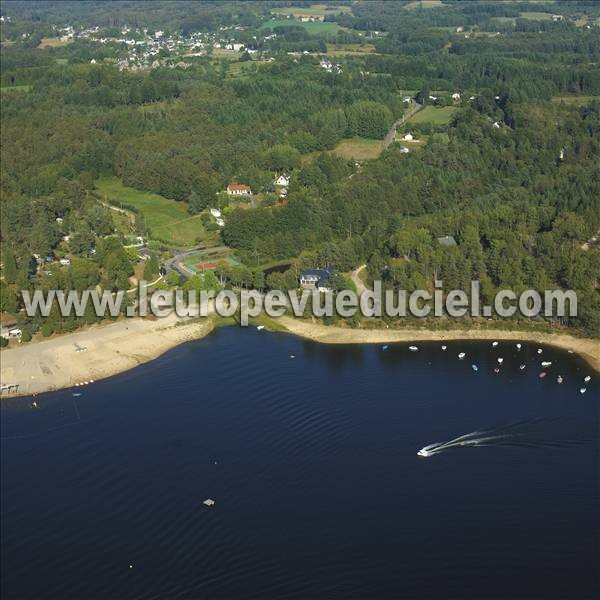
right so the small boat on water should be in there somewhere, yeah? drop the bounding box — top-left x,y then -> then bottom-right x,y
539,372 -> 547,379
556,376 -> 563,384
458,352 -> 466,359
409,346 -> 418,352
492,341 -> 498,347
584,375 -> 591,383
580,388 -> 587,394
471,364 -> 479,372
519,364 -> 526,370
497,357 -> 504,364
203,499 -> 215,507
382,345 -> 389,351
537,348 -> 543,354
290,355 -> 295,359
541,361 -> 552,367
494,367 -> 500,374
256,325 -> 265,331
72,393 -> 82,397
516,343 -> 522,350
441,345 -> 447,351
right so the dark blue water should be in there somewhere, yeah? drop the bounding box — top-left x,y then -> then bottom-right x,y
1,327 -> 599,599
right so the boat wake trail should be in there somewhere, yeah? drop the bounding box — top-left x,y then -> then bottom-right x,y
417,418 -> 592,457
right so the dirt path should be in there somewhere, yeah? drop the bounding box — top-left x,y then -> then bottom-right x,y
350,264 -> 367,295
383,103 -> 423,150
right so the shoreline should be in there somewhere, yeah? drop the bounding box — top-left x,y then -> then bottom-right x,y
1,315 -> 598,398
278,317 -> 600,373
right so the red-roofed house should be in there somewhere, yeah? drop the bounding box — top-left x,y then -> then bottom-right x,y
226,183 -> 252,196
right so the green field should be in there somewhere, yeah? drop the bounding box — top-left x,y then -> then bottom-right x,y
96,177 -> 208,248
519,11 -> 556,20
272,4 -> 352,17
332,137 -> 384,160
227,60 -> 270,77
262,19 -> 339,34
325,42 -> 377,56
551,95 -> 599,105
0,85 -> 32,95
404,0 -> 444,9
408,105 -> 459,125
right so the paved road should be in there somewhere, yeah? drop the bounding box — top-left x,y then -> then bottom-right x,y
383,102 -> 423,150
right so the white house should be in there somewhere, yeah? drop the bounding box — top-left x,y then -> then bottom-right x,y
60,258 -> 71,266
226,183 -> 252,196
275,175 -> 290,187
452,92 -> 461,101
401,133 -> 414,142
492,121 -> 501,129
300,268 -> 333,291
210,208 -> 222,218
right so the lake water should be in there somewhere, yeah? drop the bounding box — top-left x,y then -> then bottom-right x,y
1,327 -> 598,599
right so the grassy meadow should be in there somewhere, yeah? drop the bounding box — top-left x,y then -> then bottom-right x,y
96,177 -> 209,248
408,105 -> 459,126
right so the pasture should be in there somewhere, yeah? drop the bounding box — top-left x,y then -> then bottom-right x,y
408,105 -> 459,126
271,4 -> 352,17
262,19 -> 339,34
96,177 -> 208,248
332,137 -> 384,160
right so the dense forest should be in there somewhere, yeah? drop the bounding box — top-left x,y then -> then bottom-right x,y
1,0 -> 599,339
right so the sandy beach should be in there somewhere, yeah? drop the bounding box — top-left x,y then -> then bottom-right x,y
1,314 -> 598,398
277,317 -> 600,373
0,314 -> 214,398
